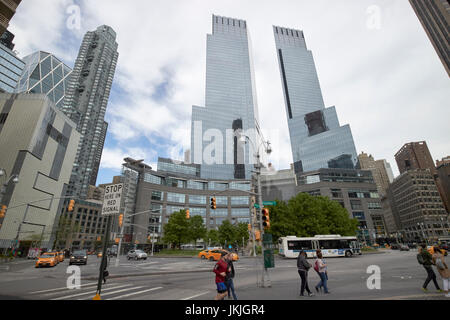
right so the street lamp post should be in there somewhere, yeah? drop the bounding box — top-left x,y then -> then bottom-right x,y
240,134 -> 272,288
0,168 -> 19,252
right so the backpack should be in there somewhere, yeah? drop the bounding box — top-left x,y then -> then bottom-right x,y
435,258 -> 445,271
314,260 -> 320,272
417,253 -> 424,265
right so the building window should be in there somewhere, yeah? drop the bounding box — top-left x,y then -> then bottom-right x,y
231,196 -> 249,206
210,209 -> 228,217
151,191 -> 164,201
231,208 -> 250,217
167,192 -> 186,203
189,195 -> 206,205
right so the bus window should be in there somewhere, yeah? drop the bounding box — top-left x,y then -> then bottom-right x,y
288,240 -> 313,251
319,240 -> 341,249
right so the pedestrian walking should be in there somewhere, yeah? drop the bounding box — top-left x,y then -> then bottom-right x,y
432,247 -> 450,298
314,252 -> 330,294
102,258 -> 109,284
213,252 -> 229,300
297,250 -> 313,297
225,253 -> 238,300
417,244 -> 442,293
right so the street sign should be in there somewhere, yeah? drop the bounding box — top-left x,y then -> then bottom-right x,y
263,201 -> 277,206
101,183 -> 123,216
254,204 -> 260,209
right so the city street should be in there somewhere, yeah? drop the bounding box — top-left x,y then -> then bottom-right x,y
0,249 -> 448,300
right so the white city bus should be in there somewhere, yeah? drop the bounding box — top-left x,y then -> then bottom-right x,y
278,235 -> 361,258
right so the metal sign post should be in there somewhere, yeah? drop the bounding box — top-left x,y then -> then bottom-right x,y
93,183 -> 123,300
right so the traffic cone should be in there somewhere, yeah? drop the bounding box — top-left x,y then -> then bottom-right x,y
93,293 -> 101,300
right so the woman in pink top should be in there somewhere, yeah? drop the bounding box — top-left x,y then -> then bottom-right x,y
314,252 -> 330,294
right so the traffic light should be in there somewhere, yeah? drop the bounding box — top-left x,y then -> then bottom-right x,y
67,200 -> 75,212
0,205 -> 6,219
147,235 -> 151,241
262,208 -> 270,230
186,209 -> 190,219
248,224 -> 252,231
255,230 -> 261,241
115,238 -> 120,244
118,213 -> 124,227
210,197 -> 217,210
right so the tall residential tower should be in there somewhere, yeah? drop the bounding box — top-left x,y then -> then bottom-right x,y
191,15 -> 263,180
273,26 -> 358,176
63,25 -> 118,199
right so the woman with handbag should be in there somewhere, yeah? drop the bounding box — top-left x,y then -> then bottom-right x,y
432,247 -> 450,298
297,250 -> 314,297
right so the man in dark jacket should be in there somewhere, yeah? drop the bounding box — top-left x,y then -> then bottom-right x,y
297,250 -> 314,297
418,244 -> 442,292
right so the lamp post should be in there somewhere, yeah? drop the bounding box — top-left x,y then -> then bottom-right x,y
0,168 -> 19,252
240,134 -> 272,288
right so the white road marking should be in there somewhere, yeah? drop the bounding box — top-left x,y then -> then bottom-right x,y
181,291 -> 210,300
29,282 -> 98,295
107,287 -> 163,300
51,284 -> 134,300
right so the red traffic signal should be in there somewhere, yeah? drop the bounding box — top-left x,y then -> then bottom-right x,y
262,208 -> 270,230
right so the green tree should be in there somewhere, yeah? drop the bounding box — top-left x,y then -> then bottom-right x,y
189,215 -> 207,247
206,229 -> 220,246
269,193 -> 359,242
218,220 -> 236,246
162,210 -> 191,248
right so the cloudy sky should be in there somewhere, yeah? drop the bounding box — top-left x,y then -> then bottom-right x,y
9,0 -> 449,184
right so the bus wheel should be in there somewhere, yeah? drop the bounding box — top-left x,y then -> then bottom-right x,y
345,250 -> 353,257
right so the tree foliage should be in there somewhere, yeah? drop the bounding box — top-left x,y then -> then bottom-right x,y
162,210 -> 191,248
268,193 -> 359,242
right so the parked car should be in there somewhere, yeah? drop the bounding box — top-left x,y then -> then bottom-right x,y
400,244 -> 410,251
127,249 -> 148,260
35,253 -> 58,268
57,251 -> 64,262
69,250 -> 88,265
390,244 -> 400,250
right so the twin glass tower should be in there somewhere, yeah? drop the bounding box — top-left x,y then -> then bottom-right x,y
192,16 -> 358,180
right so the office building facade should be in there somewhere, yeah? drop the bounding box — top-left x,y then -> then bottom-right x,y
63,25 -> 119,200
15,51 -> 72,109
387,169 -> 448,242
0,41 -> 24,92
358,152 -> 394,197
191,15 -> 263,180
0,0 -> 21,35
273,26 -> 358,175
0,93 -> 80,248
436,156 -> 450,212
409,0 -> 450,76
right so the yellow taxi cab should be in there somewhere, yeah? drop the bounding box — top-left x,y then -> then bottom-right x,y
198,250 -> 211,259
35,253 -> 58,268
57,251 -> 64,263
428,246 -> 448,256
45,252 -> 60,264
205,249 -> 239,262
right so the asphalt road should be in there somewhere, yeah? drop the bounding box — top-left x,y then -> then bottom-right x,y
0,249 -> 448,300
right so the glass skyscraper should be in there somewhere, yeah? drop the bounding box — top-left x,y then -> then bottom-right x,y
273,26 -> 358,175
15,51 -> 72,109
191,15 -> 263,180
64,25 -> 119,199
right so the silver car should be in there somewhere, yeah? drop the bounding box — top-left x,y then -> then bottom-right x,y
127,249 -> 148,260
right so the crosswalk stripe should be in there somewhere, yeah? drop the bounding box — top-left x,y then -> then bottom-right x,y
181,291 -> 210,300
51,284 -> 134,300
29,282 -> 98,295
107,287 -> 163,300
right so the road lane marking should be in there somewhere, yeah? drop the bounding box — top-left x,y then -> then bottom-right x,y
107,287 -> 163,300
51,284 -> 134,300
29,282 -> 98,295
182,291 -> 210,300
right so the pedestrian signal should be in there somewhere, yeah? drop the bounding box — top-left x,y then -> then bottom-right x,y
0,205 -> 6,219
